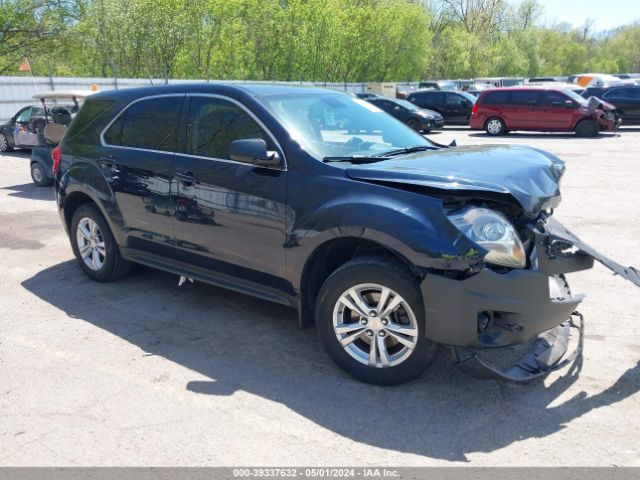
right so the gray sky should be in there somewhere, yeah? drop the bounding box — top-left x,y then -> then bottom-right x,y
518,0 -> 639,31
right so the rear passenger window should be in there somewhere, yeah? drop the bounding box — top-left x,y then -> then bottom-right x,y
511,91 -> 540,105
104,96 -> 181,151
184,96 -> 275,161
483,91 -> 510,105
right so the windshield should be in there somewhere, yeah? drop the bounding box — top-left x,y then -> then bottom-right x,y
562,89 -> 588,105
261,93 -> 432,159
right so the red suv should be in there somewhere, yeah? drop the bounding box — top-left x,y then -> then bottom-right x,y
469,87 -> 619,137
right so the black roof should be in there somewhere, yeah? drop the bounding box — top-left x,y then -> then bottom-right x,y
91,82 -> 336,102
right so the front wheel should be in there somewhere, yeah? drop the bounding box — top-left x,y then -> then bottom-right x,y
485,117 -> 506,136
0,132 -> 14,152
70,204 -> 131,282
316,256 -> 439,385
575,119 -> 598,137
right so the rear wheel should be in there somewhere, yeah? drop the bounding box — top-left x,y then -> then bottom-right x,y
70,204 -> 131,282
316,256 -> 439,385
485,117 -> 506,136
30,163 -> 52,187
575,119 -> 598,137
0,133 -> 13,152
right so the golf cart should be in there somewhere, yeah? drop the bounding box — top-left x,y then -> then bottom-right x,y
27,90 -> 95,186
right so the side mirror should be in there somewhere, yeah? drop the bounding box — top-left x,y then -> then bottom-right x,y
229,138 -> 281,167
564,100 -> 575,108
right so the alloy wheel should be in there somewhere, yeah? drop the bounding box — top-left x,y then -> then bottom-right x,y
76,217 -> 106,271
487,119 -> 503,134
0,134 -> 8,151
332,283 -> 419,368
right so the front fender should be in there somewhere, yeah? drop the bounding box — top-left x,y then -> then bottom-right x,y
287,189 -> 483,273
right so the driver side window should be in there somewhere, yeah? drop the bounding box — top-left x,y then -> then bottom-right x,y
15,108 -> 32,124
185,97 -> 275,161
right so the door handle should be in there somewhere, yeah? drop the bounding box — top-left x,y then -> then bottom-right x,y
99,156 -> 116,169
175,171 -> 198,186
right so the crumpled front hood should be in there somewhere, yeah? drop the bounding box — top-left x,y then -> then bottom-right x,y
585,96 -> 616,113
345,145 -> 566,215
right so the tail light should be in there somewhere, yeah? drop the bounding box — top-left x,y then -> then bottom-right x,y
51,145 -> 62,175
471,102 -> 479,116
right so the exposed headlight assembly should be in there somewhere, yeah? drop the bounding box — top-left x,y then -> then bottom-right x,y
448,207 -> 526,268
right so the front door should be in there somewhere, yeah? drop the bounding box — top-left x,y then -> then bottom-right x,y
100,95 -> 185,253
13,106 -> 43,147
171,95 -> 287,288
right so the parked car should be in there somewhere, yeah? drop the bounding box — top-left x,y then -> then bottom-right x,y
0,90 -> 92,154
365,97 -> 443,132
406,90 -> 476,125
469,87 -> 619,136
54,84 -> 639,385
0,104 -> 47,152
581,86 -> 640,125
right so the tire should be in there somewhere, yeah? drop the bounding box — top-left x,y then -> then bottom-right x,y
406,119 -> 421,132
316,256 -> 439,385
0,132 -> 13,152
485,117 -> 506,136
30,163 -> 52,187
575,119 -> 598,137
70,203 -> 131,282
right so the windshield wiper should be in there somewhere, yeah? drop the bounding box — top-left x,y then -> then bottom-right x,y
381,145 -> 438,157
322,156 -> 391,164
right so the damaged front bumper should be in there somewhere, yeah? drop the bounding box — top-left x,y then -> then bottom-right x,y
421,215 -> 639,382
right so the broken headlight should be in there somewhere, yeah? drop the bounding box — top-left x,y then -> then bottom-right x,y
448,207 -> 526,268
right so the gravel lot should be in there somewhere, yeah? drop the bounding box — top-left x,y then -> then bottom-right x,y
1,127 -> 639,467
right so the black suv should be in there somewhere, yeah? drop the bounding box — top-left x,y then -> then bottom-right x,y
406,90 -> 476,125
582,86 -> 640,125
54,84 -> 639,385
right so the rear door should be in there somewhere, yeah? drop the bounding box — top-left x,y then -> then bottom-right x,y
540,90 -> 576,130
170,95 -> 287,287
101,94 -> 184,253
409,92 -> 442,113
508,90 -> 541,130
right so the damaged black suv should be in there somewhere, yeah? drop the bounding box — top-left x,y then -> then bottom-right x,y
53,84 -> 639,385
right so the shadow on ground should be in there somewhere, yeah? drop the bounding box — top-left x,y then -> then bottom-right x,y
22,261 -> 640,461
1,182 -> 54,201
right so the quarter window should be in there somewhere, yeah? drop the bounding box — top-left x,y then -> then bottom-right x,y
104,96 -> 181,151
184,97 -> 275,161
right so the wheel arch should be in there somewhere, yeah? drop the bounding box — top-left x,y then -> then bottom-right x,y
298,237 -> 419,329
